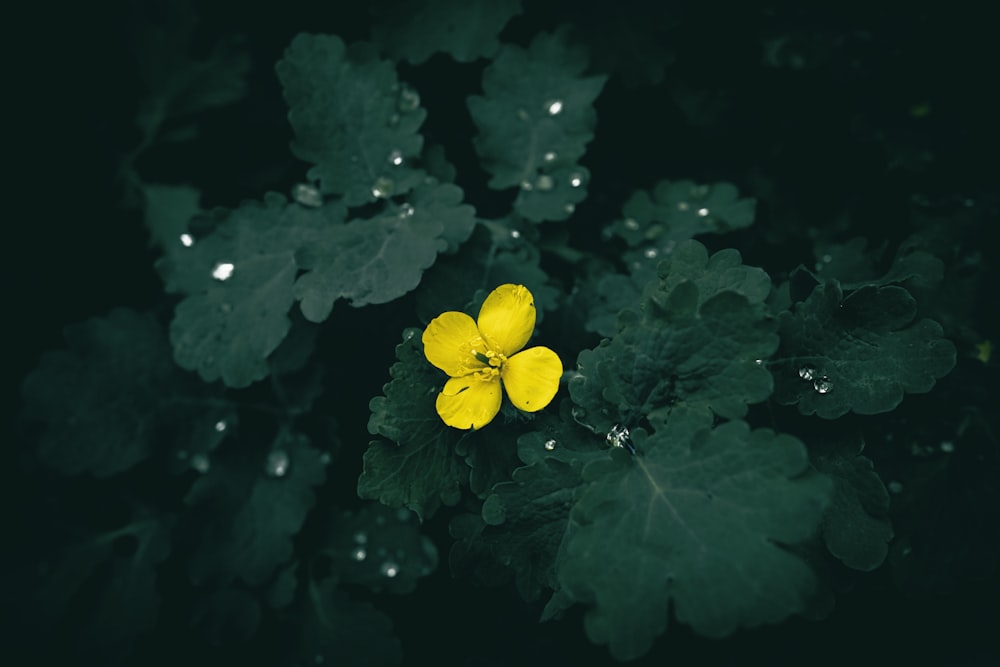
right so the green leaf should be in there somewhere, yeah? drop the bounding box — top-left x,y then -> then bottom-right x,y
277,33 -> 427,206
609,180 -> 756,247
21,308 -> 228,477
265,562 -> 300,610
371,0 -> 523,64
299,580 -> 401,667
772,282 -> 957,418
570,280 -> 778,434
142,183 -> 201,249
186,431 -> 327,586
322,504 -> 438,594
295,182 -> 475,321
557,411 -> 832,659
161,195 -> 343,387
455,424 -> 523,498
467,29 -> 607,221
810,435 -> 893,571
415,223 -> 558,323
360,330 -> 467,521
812,236 -> 945,290
651,239 -> 772,307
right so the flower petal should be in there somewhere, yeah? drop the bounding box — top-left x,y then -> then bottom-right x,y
501,346 -> 562,412
435,376 -> 503,430
477,284 -> 536,356
422,311 -> 483,377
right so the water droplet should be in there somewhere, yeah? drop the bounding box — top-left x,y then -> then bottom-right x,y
179,233 -> 194,247
535,174 -> 554,191
940,440 -> 955,453
543,151 -> 557,162
266,450 -> 290,477
396,508 -> 411,522
351,547 -> 367,562
353,531 -> 368,544
798,366 -> 816,381
754,359 -> 763,365
545,99 -> 563,115
813,376 -> 833,394
319,452 -> 332,465
606,424 -> 636,454
624,218 -> 640,231
697,207 -> 709,217
387,149 -> 404,166
510,229 -> 521,239
520,179 -> 533,191
888,480 -> 904,494
399,203 -> 414,217
398,86 -> 420,112
214,420 -> 227,433
568,172 -> 584,188
564,203 -> 575,214
191,453 -> 211,474
677,201 -> 690,211
544,439 -> 557,451
371,176 -> 394,199
643,247 -> 658,259
821,254 -> 833,264
211,262 -> 234,281
404,329 -> 416,340
292,183 -> 323,207
516,108 -> 529,121
380,561 -> 400,578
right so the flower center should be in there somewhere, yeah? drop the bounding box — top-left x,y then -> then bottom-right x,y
469,338 -> 506,381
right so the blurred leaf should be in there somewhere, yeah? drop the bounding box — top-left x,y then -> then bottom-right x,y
142,183 -> 201,249
608,180 -> 756,247
810,435 -> 893,571
21,308 -> 234,477
772,283 -> 957,418
360,330 -> 466,521
186,431 -> 326,586
557,410 -> 832,660
265,562 -> 300,610
371,0 -> 522,64
323,504 -> 438,594
468,29 -> 606,221
277,33 -> 426,205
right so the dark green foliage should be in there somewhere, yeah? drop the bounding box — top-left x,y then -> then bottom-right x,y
360,330 -> 467,520
297,581 -> 402,667
772,282 -> 957,418
810,435 -> 893,571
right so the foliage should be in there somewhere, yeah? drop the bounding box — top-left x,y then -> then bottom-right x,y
16,3 -> 994,667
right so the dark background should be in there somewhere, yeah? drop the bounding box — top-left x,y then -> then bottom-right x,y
7,1 -> 998,665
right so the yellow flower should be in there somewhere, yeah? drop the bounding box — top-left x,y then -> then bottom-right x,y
422,284 -> 563,429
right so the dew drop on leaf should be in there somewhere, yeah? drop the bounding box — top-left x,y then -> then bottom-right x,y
510,229 -> 521,239
380,561 -> 400,578
398,86 -> 420,112
564,203 -> 576,214
372,176 -> 395,199
543,151 -> 557,162
644,247 -> 659,259
813,376 -> 833,394
214,420 -> 227,433
292,183 -> 323,207
265,449 -> 290,477
697,207 -> 710,217
211,262 -> 234,281
544,99 -> 564,115
520,179 -> 534,191
351,547 -> 367,562
568,172 -> 584,188
191,453 -> 211,474
544,439 -> 557,451
399,203 -> 414,217
624,217 -> 640,230
353,531 -> 368,544
798,366 -> 816,381
677,201 -> 690,211
387,149 -> 404,166
940,440 -> 955,453
179,233 -> 194,247
535,174 -> 554,191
